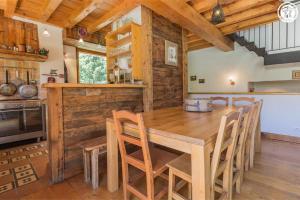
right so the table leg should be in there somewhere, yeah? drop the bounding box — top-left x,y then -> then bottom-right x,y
106,120 -> 119,192
191,144 -> 211,200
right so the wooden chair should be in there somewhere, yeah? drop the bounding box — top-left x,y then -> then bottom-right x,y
167,110 -> 243,200
232,97 -> 255,106
113,110 -> 178,200
231,105 -> 255,197
244,100 -> 263,171
78,136 -> 107,189
210,97 -> 229,106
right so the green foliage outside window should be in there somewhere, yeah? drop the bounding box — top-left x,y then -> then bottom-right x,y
79,52 -> 107,83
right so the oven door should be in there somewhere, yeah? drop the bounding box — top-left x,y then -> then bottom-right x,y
0,108 -> 24,137
23,107 -> 43,132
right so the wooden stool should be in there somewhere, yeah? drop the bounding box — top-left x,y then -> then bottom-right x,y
79,136 -> 107,189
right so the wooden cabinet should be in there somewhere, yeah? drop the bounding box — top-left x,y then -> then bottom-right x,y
0,16 -> 45,62
106,22 -> 142,80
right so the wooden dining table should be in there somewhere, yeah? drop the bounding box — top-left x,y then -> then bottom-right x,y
106,106 -> 261,200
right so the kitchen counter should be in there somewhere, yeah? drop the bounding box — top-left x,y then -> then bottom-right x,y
42,83 -> 146,88
45,84 -> 144,183
189,92 -> 300,95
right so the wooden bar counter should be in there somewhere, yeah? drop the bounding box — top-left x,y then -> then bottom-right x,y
42,83 -> 145,183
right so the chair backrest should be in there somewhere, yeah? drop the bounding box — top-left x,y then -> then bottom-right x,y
210,110 -> 243,195
112,110 -> 153,176
246,100 -> 262,141
210,97 -> 229,106
237,105 -> 255,152
232,97 -> 255,106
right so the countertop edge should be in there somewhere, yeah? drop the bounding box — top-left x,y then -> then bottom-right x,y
42,83 -> 146,88
189,92 -> 300,95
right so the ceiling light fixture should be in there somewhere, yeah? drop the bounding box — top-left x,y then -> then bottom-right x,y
43,28 -> 50,37
211,2 -> 225,25
78,27 -> 87,44
78,38 -> 84,44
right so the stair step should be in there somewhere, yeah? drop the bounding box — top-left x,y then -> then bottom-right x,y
232,33 -> 266,57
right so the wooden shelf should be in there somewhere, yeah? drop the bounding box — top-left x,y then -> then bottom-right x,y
106,22 -> 142,80
107,35 -> 132,47
107,23 -> 132,37
0,48 -> 48,62
108,49 -> 131,59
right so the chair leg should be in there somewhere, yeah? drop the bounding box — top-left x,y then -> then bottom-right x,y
91,149 -> 99,189
250,139 -> 255,169
188,183 -> 192,200
168,169 -> 175,200
236,152 -> 242,194
255,121 -> 261,153
83,150 -> 91,183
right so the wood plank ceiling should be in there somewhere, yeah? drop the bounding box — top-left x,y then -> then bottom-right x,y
0,0 -> 280,51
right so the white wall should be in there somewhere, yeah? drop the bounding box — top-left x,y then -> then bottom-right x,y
190,93 -> 300,137
188,43 -> 300,93
63,45 -> 77,83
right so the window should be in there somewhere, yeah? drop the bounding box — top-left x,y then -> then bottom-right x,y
78,51 -> 107,83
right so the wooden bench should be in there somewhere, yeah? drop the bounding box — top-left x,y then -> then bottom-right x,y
78,136 -> 107,189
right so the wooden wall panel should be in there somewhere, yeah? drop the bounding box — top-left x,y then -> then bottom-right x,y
152,13 -> 183,110
62,87 -> 143,178
0,16 -> 39,50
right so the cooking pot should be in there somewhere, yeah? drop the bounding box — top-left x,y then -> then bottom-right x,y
0,70 -> 17,96
18,71 -> 38,98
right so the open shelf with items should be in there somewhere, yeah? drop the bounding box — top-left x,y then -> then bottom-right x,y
105,22 -> 142,81
0,48 -> 47,62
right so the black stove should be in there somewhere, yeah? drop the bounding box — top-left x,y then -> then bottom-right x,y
0,99 -> 46,145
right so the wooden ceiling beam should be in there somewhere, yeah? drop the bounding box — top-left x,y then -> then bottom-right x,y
64,0 -> 103,28
220,12 -> 278,35
140,0 -> 234,51
192,0 -> 236,13
203,0 -> 275,18
188,42 -> 213,51
188,12 -> 278,50
216,1 -> 280,28
87,0 -> 139,33
4,0 -> 18,18
40,0 -> 64,21
193,0 -> 217,13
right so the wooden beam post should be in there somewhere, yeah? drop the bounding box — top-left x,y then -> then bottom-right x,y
140,0 -> 234,52
40,0 -> 64,21
141,6 -> 153,112
47,88 -> 64,183
4,0 -> 18,18
182,29 -> 189,100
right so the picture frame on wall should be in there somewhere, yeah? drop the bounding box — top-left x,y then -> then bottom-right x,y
292,70 -> 300,79
165,40 -> 178,66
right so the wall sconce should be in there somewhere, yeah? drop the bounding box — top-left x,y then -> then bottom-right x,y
229,77 -> 235,86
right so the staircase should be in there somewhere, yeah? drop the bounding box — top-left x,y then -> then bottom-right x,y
232,2 -> 300,65
231,34 -> 266,57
